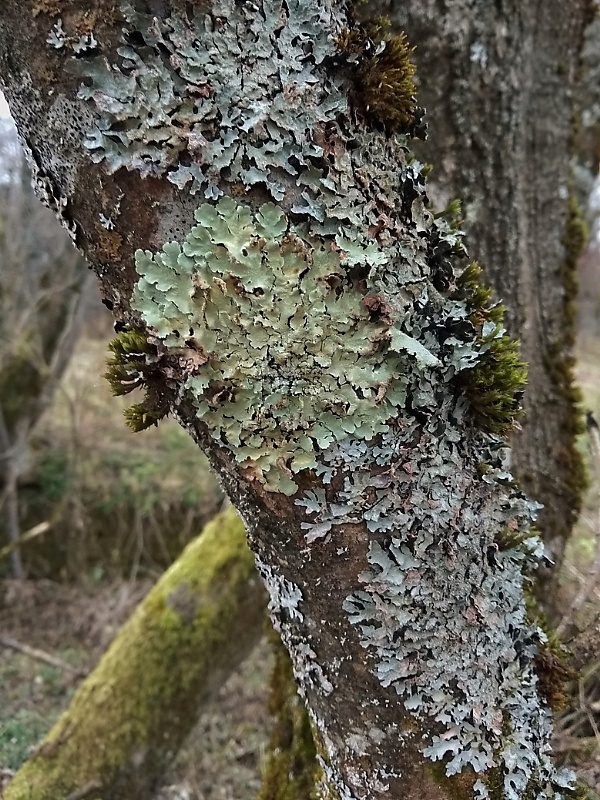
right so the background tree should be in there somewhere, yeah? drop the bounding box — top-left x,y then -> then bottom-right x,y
2,506 -> 266,800
0,117 -> 93,578
0,2 -> 593,798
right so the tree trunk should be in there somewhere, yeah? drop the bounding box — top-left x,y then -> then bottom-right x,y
3,506 -> 266,800
3,456 -> 24,580
0,116 -> 96,577
369,1 -> 592,583
0,2 -> 588,796
258,631 -> 319,800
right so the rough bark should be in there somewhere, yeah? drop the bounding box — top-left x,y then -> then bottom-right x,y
0,2 -> 585,797
3,506 -> 266,800
368,0 -> 592,581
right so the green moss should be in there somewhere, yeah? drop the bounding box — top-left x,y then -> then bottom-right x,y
524,593 -> 576,712
104,329 -> 169,432
452,262 -> 528,436
428,762 -> 477,799
495,523 -> 540,553
543,193 -> 589,521
334,19 -> 422,135
3,507 -> 264,800
434,198 -> 463,231
568,785 -> 599,799
258,632 -> 319,800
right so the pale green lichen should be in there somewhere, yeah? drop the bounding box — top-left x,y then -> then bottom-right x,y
71,0 -> 571,795
133,197 -> 440,494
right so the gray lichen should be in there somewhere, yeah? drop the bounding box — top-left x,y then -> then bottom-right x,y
74,0 -> 345,200
70,0 -> 573,796
47,18 -> 98,54
298,404 -> 574,796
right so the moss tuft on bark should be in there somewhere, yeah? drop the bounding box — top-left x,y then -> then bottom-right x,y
452,261 -> 528,436
524,593 -> 576,713
334,18 -> 424,136
104,329 -> 170,432
543,193 -> 589,523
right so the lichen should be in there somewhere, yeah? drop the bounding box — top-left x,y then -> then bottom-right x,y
132,197 -> 442,493
73,0 -> 347,200
73,0 -> 572,794
46,18 -> 98,53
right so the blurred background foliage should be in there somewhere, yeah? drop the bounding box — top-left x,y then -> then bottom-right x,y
0,114 -> 222,582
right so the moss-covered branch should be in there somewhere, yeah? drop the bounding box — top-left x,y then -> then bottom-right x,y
3,507 -> 266,800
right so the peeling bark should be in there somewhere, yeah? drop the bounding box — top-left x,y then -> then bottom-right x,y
0,2 -> 587,797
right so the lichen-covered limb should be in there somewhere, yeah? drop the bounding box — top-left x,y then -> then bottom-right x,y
370,0 -> 591,583
3,507 -> 266,800
0,1 -> 586,798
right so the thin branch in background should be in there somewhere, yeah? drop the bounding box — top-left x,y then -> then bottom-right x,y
580,670 -> 600,742
0,521 -> 50,563
0,634 -> 86,677
557,412 -> 600,637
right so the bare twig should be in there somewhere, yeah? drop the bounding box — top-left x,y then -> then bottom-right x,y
65,781 -> 102,800
0,634 -> 85,677
0,521 -> 50,563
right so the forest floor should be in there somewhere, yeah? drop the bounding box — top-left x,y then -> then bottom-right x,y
1,329 -> 600,797
0,576 -> 273,799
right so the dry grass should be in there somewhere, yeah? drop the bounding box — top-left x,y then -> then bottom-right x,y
15,330 -> 223,580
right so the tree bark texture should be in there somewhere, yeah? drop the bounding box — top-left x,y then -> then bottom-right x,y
3,507 -> 266,800
0,2 -> 585,797
367,0 -> 593,576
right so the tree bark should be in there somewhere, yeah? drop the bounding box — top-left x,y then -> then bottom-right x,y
369,0 -> 592,581
3,506 -> 266,800
0,2 -> 586,797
